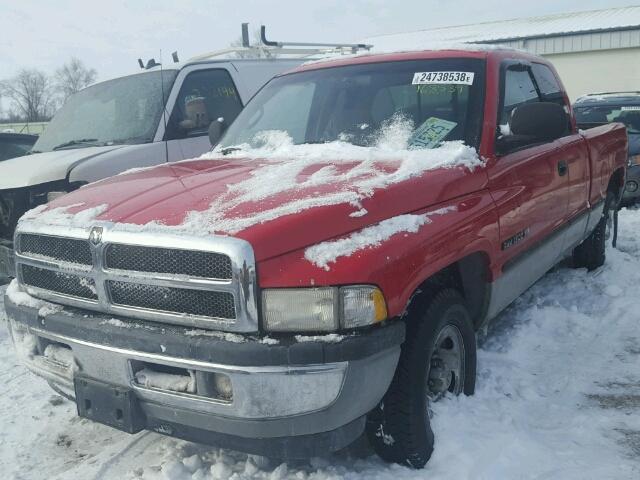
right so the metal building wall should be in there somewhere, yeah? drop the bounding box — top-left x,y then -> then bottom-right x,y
496,28 -> 640,55
542,48 -> 640,101
489,30 -> 640,101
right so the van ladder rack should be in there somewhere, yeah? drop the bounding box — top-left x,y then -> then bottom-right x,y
259,25 -> 372,53
188,24 -> 373,63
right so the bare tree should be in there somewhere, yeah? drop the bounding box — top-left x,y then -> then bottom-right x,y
55,57 -> 97,100
0,69 -> 55,122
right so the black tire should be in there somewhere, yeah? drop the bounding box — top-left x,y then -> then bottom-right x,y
573,192 -> 615,271
366,289 -> 476,469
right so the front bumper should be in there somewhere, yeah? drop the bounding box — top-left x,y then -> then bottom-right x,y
623,164 -> 640,203
4,292 -> 404,458
0,239 -> 14,281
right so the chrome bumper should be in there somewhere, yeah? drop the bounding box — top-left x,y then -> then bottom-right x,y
9,319 -> 350,420
4,294 -> 403,450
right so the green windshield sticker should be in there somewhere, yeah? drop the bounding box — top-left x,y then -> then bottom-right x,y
409,117 -> 458,149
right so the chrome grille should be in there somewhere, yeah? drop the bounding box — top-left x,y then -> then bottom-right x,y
107,281 -> 236,319
21,264 -> 97,300
13,223 -> 258,332
104,244 -> 232,279
18,233 -> 92,265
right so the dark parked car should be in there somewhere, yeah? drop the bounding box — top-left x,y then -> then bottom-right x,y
574,92 -> 640,205
0,132 -> 37,282
0,132 -> 37,162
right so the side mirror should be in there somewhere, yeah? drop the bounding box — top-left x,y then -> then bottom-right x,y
208,117 -> 227,146
496,102 -> 568,155
510,102 -> 567,141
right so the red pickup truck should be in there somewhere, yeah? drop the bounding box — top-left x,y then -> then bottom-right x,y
4,48 -> 627,468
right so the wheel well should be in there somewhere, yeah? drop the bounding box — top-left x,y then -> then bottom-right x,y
406,252 -> 491,329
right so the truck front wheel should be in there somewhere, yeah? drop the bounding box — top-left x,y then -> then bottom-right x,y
366,289 -> 476,469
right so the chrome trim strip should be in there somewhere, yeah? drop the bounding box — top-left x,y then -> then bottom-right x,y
30,327 -> 346,375
15,220 -> 259,332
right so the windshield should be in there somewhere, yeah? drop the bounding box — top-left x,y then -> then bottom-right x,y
33,70 -> 178,152
219,58 -> 485,151
574,104 -> 640,134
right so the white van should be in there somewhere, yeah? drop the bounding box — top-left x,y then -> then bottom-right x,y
0,27 -> 372,280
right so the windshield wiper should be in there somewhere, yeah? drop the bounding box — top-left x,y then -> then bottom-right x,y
220,147 -> 242,155
106,135 -> 152,146
53,138 -> 100,151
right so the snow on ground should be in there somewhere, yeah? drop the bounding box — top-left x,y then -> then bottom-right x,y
2,209 -> 640,479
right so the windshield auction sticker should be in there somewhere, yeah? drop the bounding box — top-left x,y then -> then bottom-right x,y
409,117 -> 458,149
412,71 -> 475,85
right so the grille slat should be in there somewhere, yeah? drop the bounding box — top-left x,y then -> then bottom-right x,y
21,264 -> 97,300
107,281 -> 236,319
18,234 -> 92,265
105,244 -> 232,280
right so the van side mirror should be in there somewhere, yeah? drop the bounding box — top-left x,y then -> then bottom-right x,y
208,117 -> 227,146
496,102 -> 568,155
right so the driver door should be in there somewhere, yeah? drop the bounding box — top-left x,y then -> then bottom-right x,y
486,63 -> 570,316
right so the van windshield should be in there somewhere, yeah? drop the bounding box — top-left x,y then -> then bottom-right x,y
219,58 -> 485,151
32,70 -> 178,153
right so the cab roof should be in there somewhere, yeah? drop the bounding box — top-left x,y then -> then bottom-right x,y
290,45 -> 523,73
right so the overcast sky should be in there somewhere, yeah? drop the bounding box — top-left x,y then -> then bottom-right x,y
1,0 -> 638,84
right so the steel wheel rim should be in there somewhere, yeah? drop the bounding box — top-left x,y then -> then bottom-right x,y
427,324 -> 466,401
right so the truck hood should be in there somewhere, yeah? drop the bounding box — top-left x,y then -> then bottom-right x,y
0,145 -> 125,190
40,149 -> 486,261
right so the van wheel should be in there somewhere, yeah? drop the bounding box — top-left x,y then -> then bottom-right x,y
366,289 -> 476,469
573,192 -> 615,271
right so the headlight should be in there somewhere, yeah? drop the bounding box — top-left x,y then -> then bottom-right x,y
629,155 -> 640,166
262,286 -> 388,332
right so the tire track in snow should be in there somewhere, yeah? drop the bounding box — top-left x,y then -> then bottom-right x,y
89,431 -> 152,480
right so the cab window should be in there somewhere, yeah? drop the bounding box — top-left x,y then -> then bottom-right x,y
166,69 -> 243,140
500,68 -> 540,125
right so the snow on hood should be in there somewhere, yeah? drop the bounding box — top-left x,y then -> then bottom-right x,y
20,202 -> 109,227
179,118 -> 481,235
304,207 -> 455,270
31,118 -> 482,260
0,145 -> 124,190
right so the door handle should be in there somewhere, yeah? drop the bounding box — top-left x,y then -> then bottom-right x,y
557,160 -> 568,176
